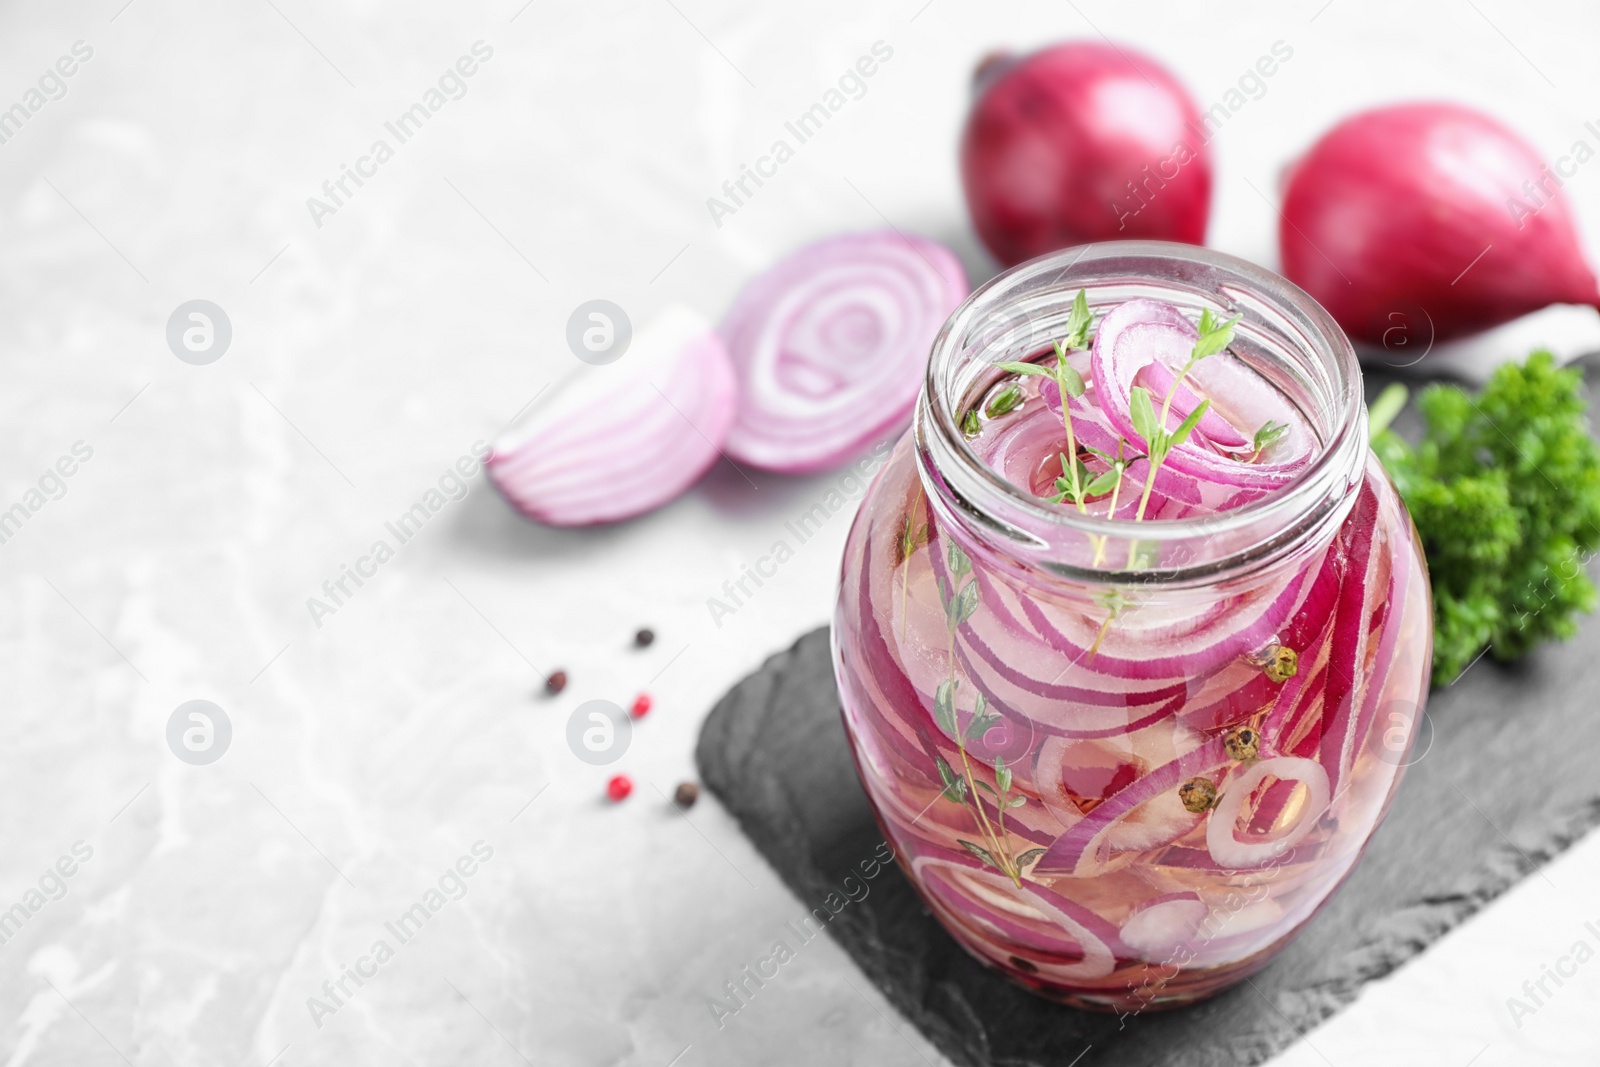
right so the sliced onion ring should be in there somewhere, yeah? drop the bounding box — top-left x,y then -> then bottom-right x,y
1134,359 -> 1249,450
911,850 -> 1119,979
488,306 -> 736,526
1034,738 -> 1225,877
1119,892 -> 1210,958
1206,756 -> 1331,870
719,230 -> 968,473
1088,299 -> 1311,490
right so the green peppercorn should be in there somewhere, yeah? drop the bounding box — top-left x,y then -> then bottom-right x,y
1265,646 -> 1299,683
1179,776 -> 1218,813
1224,726 -> 1260,762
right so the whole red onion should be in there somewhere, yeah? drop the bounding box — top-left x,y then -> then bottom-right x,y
1280,102 -> 1600,346
961,42 -> 1212,267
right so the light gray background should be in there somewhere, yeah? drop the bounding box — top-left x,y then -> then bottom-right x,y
1,0 -> 1598,1064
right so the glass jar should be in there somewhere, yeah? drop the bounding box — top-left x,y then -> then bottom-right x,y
831,242 -> 1432,1011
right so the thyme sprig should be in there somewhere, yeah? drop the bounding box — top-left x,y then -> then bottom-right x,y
999,289 -> 1094,514
1130,308 -> 1240,524
898,484 -> 929,637
934,540 -> 1026,885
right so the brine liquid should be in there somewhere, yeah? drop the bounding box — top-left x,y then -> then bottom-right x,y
832,429 -> 1431,1010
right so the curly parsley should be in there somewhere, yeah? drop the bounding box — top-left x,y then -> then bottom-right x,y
1371,352 -> 1600,685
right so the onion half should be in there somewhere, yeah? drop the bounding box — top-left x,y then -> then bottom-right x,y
488,306 -> 736,526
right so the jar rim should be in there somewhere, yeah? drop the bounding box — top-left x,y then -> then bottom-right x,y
916,241 -> 1367,584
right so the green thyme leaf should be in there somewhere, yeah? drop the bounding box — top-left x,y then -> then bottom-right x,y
1006,794 -> 1027,808
1097,588 -> 1130,616
936,755 -> 967,802
1058,362 -> 1087,399
958,839 -> 1003,871
994,756 -> 1012,795
1170,399 -> 1211,450
1016,847 -> 1046,868
976,779 -> 997,795
965,693 -> 999,742
956,581 -> 980,625
934,680 -> 957,734
1253,418 -> 1289,454
948,541 -> 971,580
1053,455 -> 1093,504
899,523 -> 928,564
986,384 -> 1024,418
1062,289 -> 1093,350
1084,466 -> 1123,496
1191,310 -> 1242,361
1128,540 -> 1159,568
965,712 -> 1000,742
997,360 -> 1052,377
1130,385 -> 1159,444
961,408 -> 981,437
1051,343 -> 1088,400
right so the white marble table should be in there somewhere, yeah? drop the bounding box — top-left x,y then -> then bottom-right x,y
3,0 -> 1600,1064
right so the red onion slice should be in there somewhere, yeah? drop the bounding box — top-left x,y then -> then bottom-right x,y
1134,359 -> 1249,450
720,231 -> 968,473
488,306 -> 736,526
1206,756 -> 1331,870
911,849 -> 1121,977
1034,738 -> 1226,876
1088,299 -> 1312,490
1039,381 -> 1209,507
1119,893 -> 1210,958
1314,485 -> 1380,794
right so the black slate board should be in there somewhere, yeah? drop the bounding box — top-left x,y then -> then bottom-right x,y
696,365 -> 1600,1067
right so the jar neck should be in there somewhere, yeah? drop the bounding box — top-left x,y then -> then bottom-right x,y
915,241 -> 1367,589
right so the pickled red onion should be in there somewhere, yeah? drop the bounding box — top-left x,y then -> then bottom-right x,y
1087,299 -> 1313,490
1119,893 -> 1210,958
1206,757 -> 1331,870
1034,738 -> 1226,876
912,848 -> 1122,978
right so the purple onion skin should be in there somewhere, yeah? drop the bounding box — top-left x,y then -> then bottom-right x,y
1281,102 -> 1600,346
961,41 -> 1212,268
831,435 -> 1432,1011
